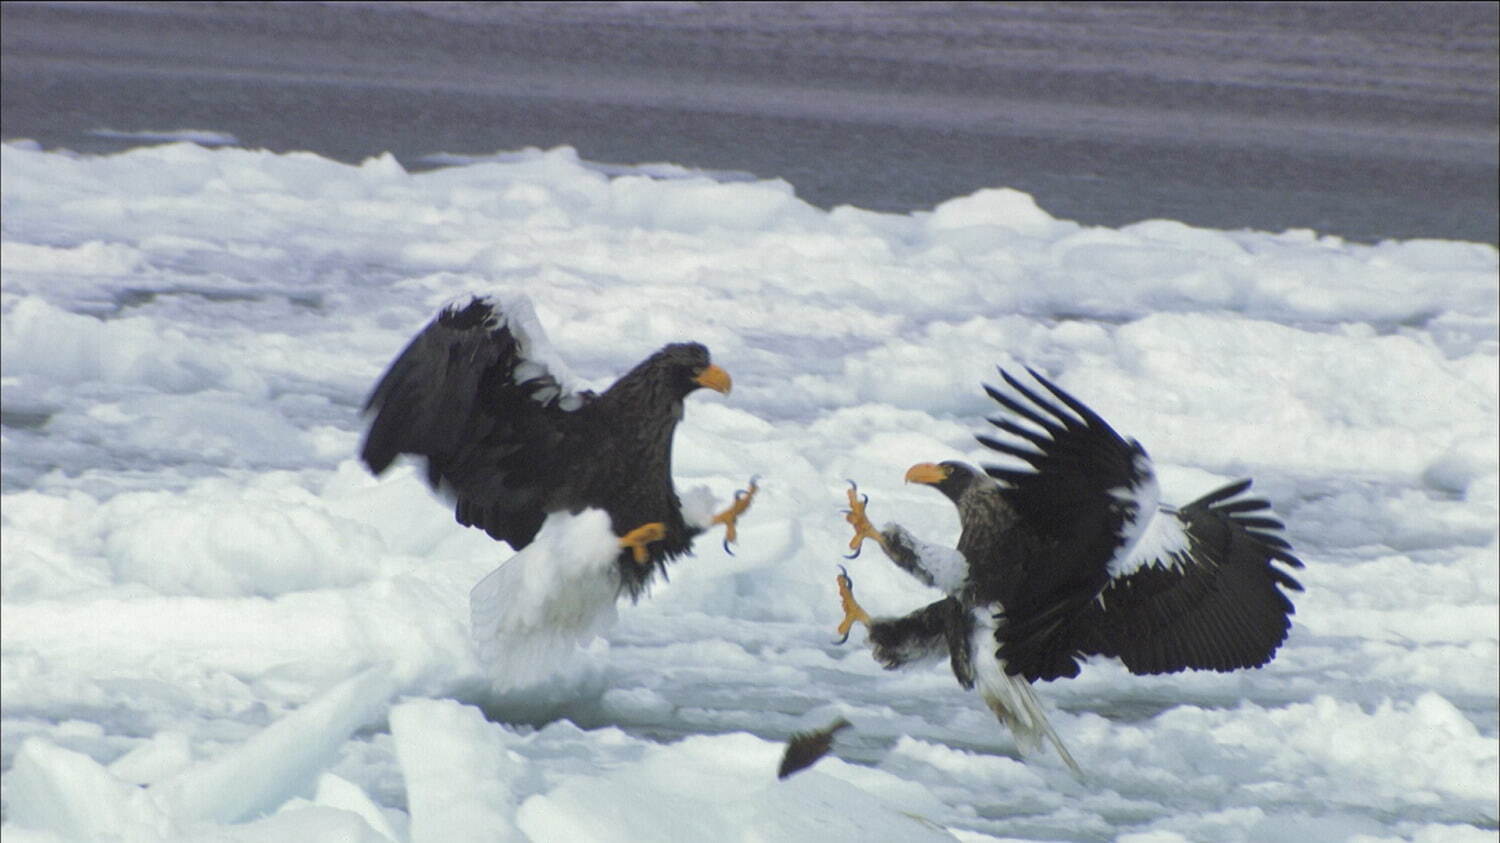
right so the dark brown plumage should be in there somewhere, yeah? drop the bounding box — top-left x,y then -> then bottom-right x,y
973,368 -> 1304,681
360,295 -> 733,597
840,367 -> 1304,775
777,717 -> 852,779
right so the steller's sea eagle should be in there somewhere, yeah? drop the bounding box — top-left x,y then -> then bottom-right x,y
835,367 -> 1303,776
360,294 -> 756,685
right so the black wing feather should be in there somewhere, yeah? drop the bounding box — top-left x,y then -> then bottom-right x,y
982,383 -> 1065,436
360,297 -> 714,601
974,368 -> 1151,681
987,418 -> 1057,450
360,297 -> 591,548
1077,480 -> 1304,675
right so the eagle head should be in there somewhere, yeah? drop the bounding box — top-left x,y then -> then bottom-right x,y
652,342 -> 731,398
905,460 -> 981,504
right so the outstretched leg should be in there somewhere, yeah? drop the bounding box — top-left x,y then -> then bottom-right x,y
834,566 -> 873,644
841,480 -> 961,591
843,481 -> 888,559
711,476 -> 759,553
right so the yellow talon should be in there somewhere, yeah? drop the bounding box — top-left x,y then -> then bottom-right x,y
843,482 -> 886,559
619,522 -> 667,565
711,477 -> 758,550
835,566 -> 873,644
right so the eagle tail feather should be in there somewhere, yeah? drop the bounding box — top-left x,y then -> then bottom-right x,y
972,617 -> 1084,779
978,672 -> 1084,780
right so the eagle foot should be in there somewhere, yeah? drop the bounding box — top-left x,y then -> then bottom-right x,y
834,565 -> 873,644
618,522 -> 668,565
711,476 -> 759,554
842,480 -> 885,560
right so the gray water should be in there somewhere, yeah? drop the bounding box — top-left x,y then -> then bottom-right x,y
3,1 -> 1496,243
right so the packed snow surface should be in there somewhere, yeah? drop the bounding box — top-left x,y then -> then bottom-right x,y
1,141 -> 1496,842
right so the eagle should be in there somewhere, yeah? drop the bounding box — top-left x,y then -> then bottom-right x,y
835,367 -> 1304,776
360,294 -> 756,685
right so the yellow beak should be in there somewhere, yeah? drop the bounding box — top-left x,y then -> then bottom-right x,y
694,364 -> 732,395
904,462 -> 950,485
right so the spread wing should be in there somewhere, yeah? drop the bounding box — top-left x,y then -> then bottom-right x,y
360,295 -> 597,548
975,368 -> 1159,681
1078,479 -> 1305,674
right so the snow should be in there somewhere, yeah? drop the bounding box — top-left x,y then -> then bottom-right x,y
85,130 -> 241,147
1,138 -> 1496,842
390,699 -> 523,843
5,666 -> 395,841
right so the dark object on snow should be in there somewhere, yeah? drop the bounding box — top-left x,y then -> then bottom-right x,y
778,717 -> 852,779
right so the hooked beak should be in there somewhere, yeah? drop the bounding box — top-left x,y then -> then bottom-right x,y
904,462 -> 950,486
694,364 -> 732,395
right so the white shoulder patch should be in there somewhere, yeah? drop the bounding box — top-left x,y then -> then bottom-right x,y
1104,449 -> 1167,579
466,293 -> 588,410
1109,504 -> 1193,579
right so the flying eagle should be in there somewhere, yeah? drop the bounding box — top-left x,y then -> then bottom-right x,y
835,367 -> 1304,776
360,294 -> 756,684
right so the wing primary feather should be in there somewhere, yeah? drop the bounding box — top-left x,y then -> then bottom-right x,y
1233,516 -> 1286,530
999,369 -> 1085,431
1245,532 -> 1295,549
985,467 -> 1041,487
988,418 -> 1057,449
1022,367 -> 1121,436
976,435 -> 1048,466
1213,499 -> 1274,515
983,383 -> 1067,436
1193,478 -> 1255,505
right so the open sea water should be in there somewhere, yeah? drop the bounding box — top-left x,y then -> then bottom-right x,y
2,1 -> 1496,244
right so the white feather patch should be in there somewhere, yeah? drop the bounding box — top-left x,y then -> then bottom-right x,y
678,484 -> 721,531
1104,449 -> 1165,579
469,509 -> 622,691
1111,505 -> 1193,580
462,292 -> 587,408
884,523 -> 968,595
970,611 -> 1082,777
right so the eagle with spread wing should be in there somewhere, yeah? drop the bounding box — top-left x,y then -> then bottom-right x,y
836,367 -> 1303,776
360,295 -> 755,684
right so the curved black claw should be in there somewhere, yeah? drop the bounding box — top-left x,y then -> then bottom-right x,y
722,537 -> 735,556
842,480 -> 871,559
833,565 -> 856,644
